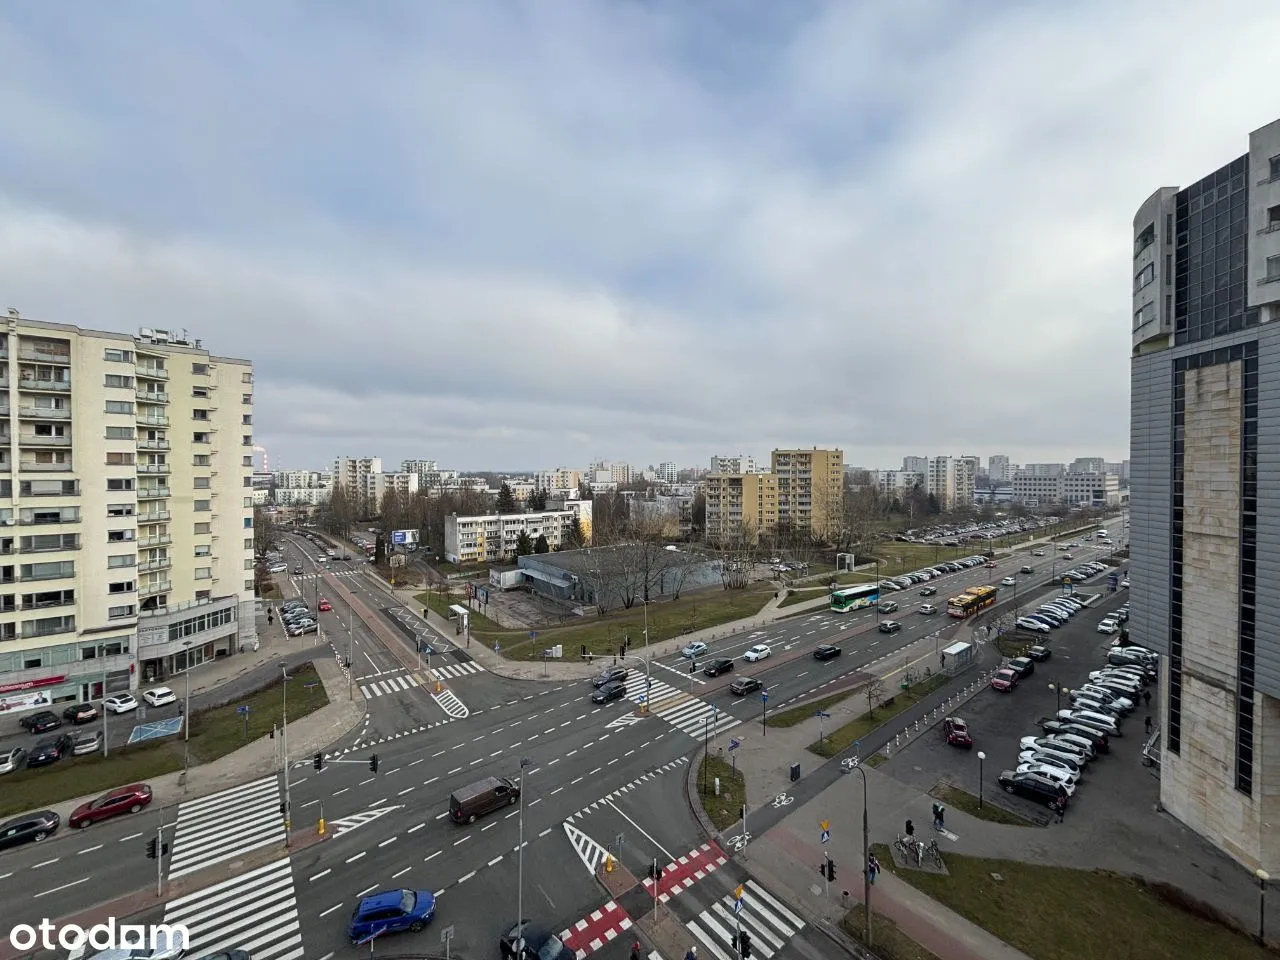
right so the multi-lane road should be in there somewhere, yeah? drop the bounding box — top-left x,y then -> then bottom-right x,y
3,518 -> 1126,960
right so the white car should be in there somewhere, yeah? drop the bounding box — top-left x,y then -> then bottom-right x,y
1032,550 -> 1045,556
919,603 -> 937,615
103,694 -> 138,714
1016,760 -> 1080,786
1017,617 -> 1050,633
144,687 -> 177,707
680,641 -> 707,659
1121,579 -> 1130,588
1019,736 -> 1089,765
268,563 -> 287,573
1097,619 -> 1118,635
1001,576 -> 1016,586
743,644 -> 771,663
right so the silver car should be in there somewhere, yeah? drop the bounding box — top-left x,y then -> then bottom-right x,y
72,730 -> 103,756
0,746 -> 27,775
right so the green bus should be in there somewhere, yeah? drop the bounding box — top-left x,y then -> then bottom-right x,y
830,583 -> 881,613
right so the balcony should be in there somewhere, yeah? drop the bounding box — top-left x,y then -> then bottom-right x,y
18,347 -> 71,365
19,406 -> 70,419
138,534 -> 172,548
137,391 -> 169,405
136,364 -> 169,380
138,487 -> 171,500
137,463 -> 171,474
137,510 -> 171,523
137,439 -> 170,450
138,557 -> 172,573
137,415 -> 169,427
20,461 -> 72,472
19,434 -> 71,448
18,378 -> 71,393
139,580 -> 171,597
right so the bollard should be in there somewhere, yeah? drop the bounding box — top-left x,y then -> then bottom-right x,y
895,734 -> 900,747
914,719 -> 920,731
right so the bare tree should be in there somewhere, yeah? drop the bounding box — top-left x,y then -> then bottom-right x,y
253,507 -> 280,557
864,677 -> 887,718
718,521 -> 758,590
575,547 -> 624,615
321,485 -> 354,539
660,546 -> 701,600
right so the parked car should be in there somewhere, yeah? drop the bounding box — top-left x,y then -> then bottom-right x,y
347,888 -> 437,943
1026,645 -> 1052,662
590,681 -> 627,705
288,623 -> 319,636
71,730 -> 103,755
703,658 -> 734,677
499,921 -> 575,960
813,645 -> 841,662
997,770 -> 1068,808
19,711 -> 62,734
743,644 -> 771,663
0,746 -> 27,775
943,716 -> 972,748
1017,617 -> 1050,633
989,669 -> 1019,692
144,687 -> 177,707
681,641 -> 707,659
1016,751 -> 1081,777
0,810 -> 60,849
591,666 -> 628,688
1006,657 -> 1035,678
63,703 -> 98,724
1097,619 -> 1118,635
1015,762 -> 1079,789
729,677 -> 762,696
27,734 -> 74,767
69,784 -> 153,829
103,694 -> 138,714
878,620 -> 902,634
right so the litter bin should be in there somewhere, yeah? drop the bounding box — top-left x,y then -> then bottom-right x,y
790,762 -> 800,782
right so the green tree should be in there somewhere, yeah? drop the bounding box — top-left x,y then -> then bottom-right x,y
533,533 -> 550,554
564,515 -> 587,550
496,482 -> 517,513
527,488 -> 549,511
515,530 -> 534,557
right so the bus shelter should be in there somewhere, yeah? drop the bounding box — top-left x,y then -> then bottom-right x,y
940,640 -> 974,675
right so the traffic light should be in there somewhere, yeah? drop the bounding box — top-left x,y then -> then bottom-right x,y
739,931 -> 751,959
825,857 -> 835,882
369,753 -> 379,773
146,837 -> 158,859
313,752 -> 324,771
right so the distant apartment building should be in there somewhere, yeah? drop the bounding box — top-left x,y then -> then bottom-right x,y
333,457 -> 382,497
987,454 -> 1012,484
443,501 -> 593,564
771,447 -> 844,538
875,470 -> 924,496
926,456 -> 976,510
901,456 -> 928,475
1019,463 -> 1066,477
710,455 -> 760,475
656,461 -> 678,484
610,462 -> 635,485
704,472 -> 779,543
1011,471 -> 1120,507
272,470 -> 331,507
534,467 -> 582,492
333,458 -> 418,508
1071,457 -> 1106,474
505,479 -> 536,503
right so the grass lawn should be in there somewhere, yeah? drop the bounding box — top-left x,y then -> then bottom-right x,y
416,590 -> 505,633
778,588 -> 828,608
929,782 -> 1036,827
420,586 -> 774,661
808,674 -> 950,757
842,906 -> 941,960
873,847 -> 1274,960
697,754 -> 745,832
0,664 -> 329,817
766,690 -> 858,728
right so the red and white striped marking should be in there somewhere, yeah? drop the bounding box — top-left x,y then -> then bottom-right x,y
560,900 -> 634,960
641,841 -> 729,903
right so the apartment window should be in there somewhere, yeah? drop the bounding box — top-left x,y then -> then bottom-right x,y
245,579 -> 254,591
194,522 -> 211,535
107,530 -> 135,543
23,589 -> 74,609
106,452 -> 135,466
243,497 -> 252,508
107,504 -> 134,518
1268,255 -> 1280,283
244,558 -> 254,570
243,476 -> 253,487
107,478 -> 134,491
242,394 -> 252,405
22,506 -> 79,524
193,409 -> 209,421
104,348 -> 133,363
107,554 -> 136,568
196,590 -> 211,601
105,400 -> 133,415
195,545 -> 211,557
194,500 -> 211,512
242,371 -> 253,383
21,533 -> 79,552
108,581 -> 135,594
242,414 -> 252,425
242,456 -> 253,467
194,477 -> 211,489
192,363 -> 208,375
244,538 -> 253,550
244,516 -> 253,529
108,605 -> 136,620
193,454 -> 211,466
1268,205 -> 1280,231
104,374 -> 134,389
192,387 -> 209,399
1133,302 -> 1156,331
1134,263 -> 1155,292
193,432 -> 210,444
20,561 -> 74,580
1271,155 -> 1280,181
242,435 -> 252,447
194,567 -> 212,580
22,615 -> 74,638
105,426 -> 134,440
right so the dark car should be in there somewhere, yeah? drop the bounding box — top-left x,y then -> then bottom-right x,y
27,734 -> 73,767
1007,657 -> 1035,678
69,783 -> 153,829
590,681 -> 627,705
19,710 -> 62,734
348,888 -> 436,943
292,565 -> 304,575
813,645 -> 841,662
878,620 -> 902,634
500,921 -> 576,960
1026,645 -> 1051,662
591,666 -> 628,688
0,810 -> 60,849
998,770 -> 1068,808
943,716 -> 973,748
919,586 -> 937,596
1020,565 -> 1034,574
729,677 -> 762,696
989,669 -> 1019,692
63,703 -> 98,724
702,658 -> 734,677
189,952 -> 250,960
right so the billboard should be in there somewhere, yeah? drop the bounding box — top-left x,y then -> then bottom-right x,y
391,529 -> 420,545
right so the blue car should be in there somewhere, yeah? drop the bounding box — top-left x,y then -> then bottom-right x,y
348,888 -> 436,943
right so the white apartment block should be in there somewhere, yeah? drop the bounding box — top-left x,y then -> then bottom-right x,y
987,455 -> 1012,484
1019,463 -> 1066,477
506,480 -> 536,503
444,501 -> 593,564
273,470 -> 331,507
926,456 -> 977,510
1012,471 -> 1121,507
0,317 -> 256,711
1071,457 -> 1106,474
610,462 -> 635,485
901,456 -> 928,474
362,471 -> 419,505
401,459 -> 438,475
656,462 -> 678,484
710,455 -> 760,474
535,468 -> 582,491
876,470 -> 924,494
333,457 -> 382,498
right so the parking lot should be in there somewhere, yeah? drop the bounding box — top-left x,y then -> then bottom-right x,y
879,582 -> 1156,823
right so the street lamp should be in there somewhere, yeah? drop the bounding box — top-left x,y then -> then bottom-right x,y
517,758 -> 531,947
1049,683 -> 1067,711
851,764 -> 872,947
281,661 -> 292,845
1258,868 -> 1270,944
183,640 -> 193,779
977,751 -> 986,809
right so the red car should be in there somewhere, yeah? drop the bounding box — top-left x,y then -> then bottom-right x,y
990,669 -> 1019,692
318,598 -> 333,612
68,783 -> 153,829
943,716 -> 973,748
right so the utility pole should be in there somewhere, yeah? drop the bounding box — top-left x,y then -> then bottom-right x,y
101,665 -> 109,759
281,662 -> 292,845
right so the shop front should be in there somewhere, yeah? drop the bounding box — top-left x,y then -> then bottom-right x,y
137,595 -> 240,684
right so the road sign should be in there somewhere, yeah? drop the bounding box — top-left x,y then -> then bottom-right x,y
820,818 -> 830,844
816,710 -> 830,719
729,737 -> 741,752
761,690 -> 769,703
236,706 -> 249,714
530,630 -> 537,640
440,925 -> 455,945
734,883 -> 744,914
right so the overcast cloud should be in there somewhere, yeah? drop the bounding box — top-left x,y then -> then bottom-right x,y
1,1 -> 1278,473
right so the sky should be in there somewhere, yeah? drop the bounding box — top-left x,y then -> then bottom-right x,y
2,1 -> 1279,474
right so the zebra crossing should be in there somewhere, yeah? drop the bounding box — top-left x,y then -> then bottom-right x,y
168,774 -> 286,880
683,879 -> 805,960
359,671 -> 421,699
164,856 -> 304,960
432,659 -> 485,680
292,570 -> 358,581
620,673 -> 740,741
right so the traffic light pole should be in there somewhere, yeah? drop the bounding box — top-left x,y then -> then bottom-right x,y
154,814 -> 164,897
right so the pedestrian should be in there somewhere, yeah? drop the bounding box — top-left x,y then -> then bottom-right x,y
905,818 -> 914,839
1145,715 -> 1153,734
867,853 -> 880,885
937,805 -> 945,831
631,942 -> 641,960
1143,688 -> 1151,707
1054,795 -> 1066,822
685,947 -> 697,960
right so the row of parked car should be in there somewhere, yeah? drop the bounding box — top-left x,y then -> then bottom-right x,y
1015,585 -> 1097,635
279,597 -> 324,635
997,639 -> 1156,808
877,555 -> 994,593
